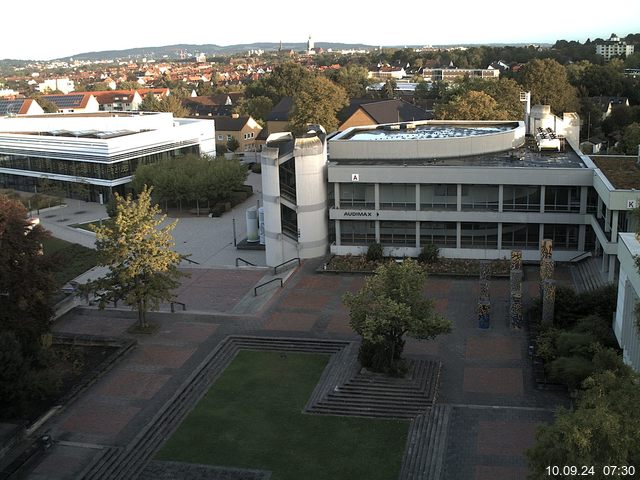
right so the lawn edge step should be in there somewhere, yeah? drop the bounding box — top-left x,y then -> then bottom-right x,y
81,335 -> 354,480
323,393 -> 431,404
306,407 -> 419,419
398,404 -> 452,480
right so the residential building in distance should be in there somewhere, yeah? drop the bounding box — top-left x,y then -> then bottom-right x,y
37,77 -> 76,94
0,98 -> 44,116
587,96 -> 630,120
211,115 -> 263,152
338,99 -> 432,131
183,93 -> 241,117
595,33 -> 635,61
421,67 -> 500,81
93,90 -> 144,112
0,112 -> 215,202
40,93 -> 100,114
265,96 -> 294,135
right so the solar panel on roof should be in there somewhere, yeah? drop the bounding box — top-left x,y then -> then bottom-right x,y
0,99 -> 25,115
44,94 -> 85,108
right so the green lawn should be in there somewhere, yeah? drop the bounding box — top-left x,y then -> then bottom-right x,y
41,237 -> 97,287
157,351 -> 409,480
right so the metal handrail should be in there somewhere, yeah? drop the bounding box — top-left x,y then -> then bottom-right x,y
273,257 -> 301,275
236,257 -> 256,267
181,256 -> 200,265
254,278 -> 283,296
568,251 -> 592,263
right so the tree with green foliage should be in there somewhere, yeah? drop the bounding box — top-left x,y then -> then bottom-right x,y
245,62 -> 313,104
0,195 -> 59,417
289,75 -> 348,134
622,122 -> 640,155
436,90 -> 510,120
519,58 -> 579,114
139,92 -> 160,111
29,94 -> 59,113
382,78 -> 397,99
0,195 -> 56,354
132,155 -> 248,212
227,136 -> 240,153
84,187 -> 186,328
329,64 -> 371,99
343,259 -> 452,375
237,96 -> 273,124
527,366 -> 640,477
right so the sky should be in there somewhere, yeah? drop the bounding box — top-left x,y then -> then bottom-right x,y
3,0 -> 640,60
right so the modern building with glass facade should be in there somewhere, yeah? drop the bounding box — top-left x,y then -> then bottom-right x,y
0,112 -> 216,202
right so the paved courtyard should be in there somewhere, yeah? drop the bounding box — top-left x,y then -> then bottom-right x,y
20,256 -> 574,480
15,179 -> 576,480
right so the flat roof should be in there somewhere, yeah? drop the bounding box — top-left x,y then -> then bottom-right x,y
330,145 -> 586,168
5,129 -> 141,139
591,155 -> 640,189
344,124 -> 516,141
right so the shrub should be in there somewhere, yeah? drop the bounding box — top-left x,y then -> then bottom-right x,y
365,242 -> 384,262
548,356 -> 595,390
573,315 -> 617,348
554,331 -> 598,358
535,327 -> 560,363
417,244 -> 439,264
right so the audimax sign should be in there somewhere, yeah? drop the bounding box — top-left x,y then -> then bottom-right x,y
342,210 -> 379,217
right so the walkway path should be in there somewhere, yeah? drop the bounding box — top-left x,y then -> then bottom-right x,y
25,259 -> 572,480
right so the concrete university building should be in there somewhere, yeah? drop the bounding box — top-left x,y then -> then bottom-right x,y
0,111 -> 216,202
259,111 -> 640,372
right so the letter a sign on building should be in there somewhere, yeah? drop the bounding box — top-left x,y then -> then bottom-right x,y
351,173 -> 359,182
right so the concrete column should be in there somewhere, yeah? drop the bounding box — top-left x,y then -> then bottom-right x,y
335,220 -> 341,246
415,221 -> 420,248
415,184 -> 420,211
611,210 -> 619,240
597,196 -> 603,218
579,186 -> 588,215
540,185 -> 546,213
578,224 -> 586,251
261,145 -> 284,267
375,220 -> 380,243
374,183 -> 380,210
539,223 -> 545,246
497,223 -> 503,250
334,183 -> 340,209
456,222 -> 461,249
457,184 -> 462,212
498,184 -> 504,213
609,255 -> 616,283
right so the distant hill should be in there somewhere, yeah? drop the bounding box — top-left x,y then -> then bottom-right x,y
59,42 -> 377,61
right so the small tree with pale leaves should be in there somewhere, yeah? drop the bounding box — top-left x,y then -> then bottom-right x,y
84,186 -> 186,328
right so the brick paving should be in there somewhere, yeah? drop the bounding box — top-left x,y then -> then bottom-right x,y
465,337 -> 521,361
27,261 -> 574,480
444,406 -> 554,480
463,367 -> 524,395
264,311 -> 319,331
61,402 -> 141,438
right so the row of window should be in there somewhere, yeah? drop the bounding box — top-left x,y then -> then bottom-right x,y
338,183 -> 589,213
338,221 -> 579,250
0,146 -> 199,181
216,132 -> 256,141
